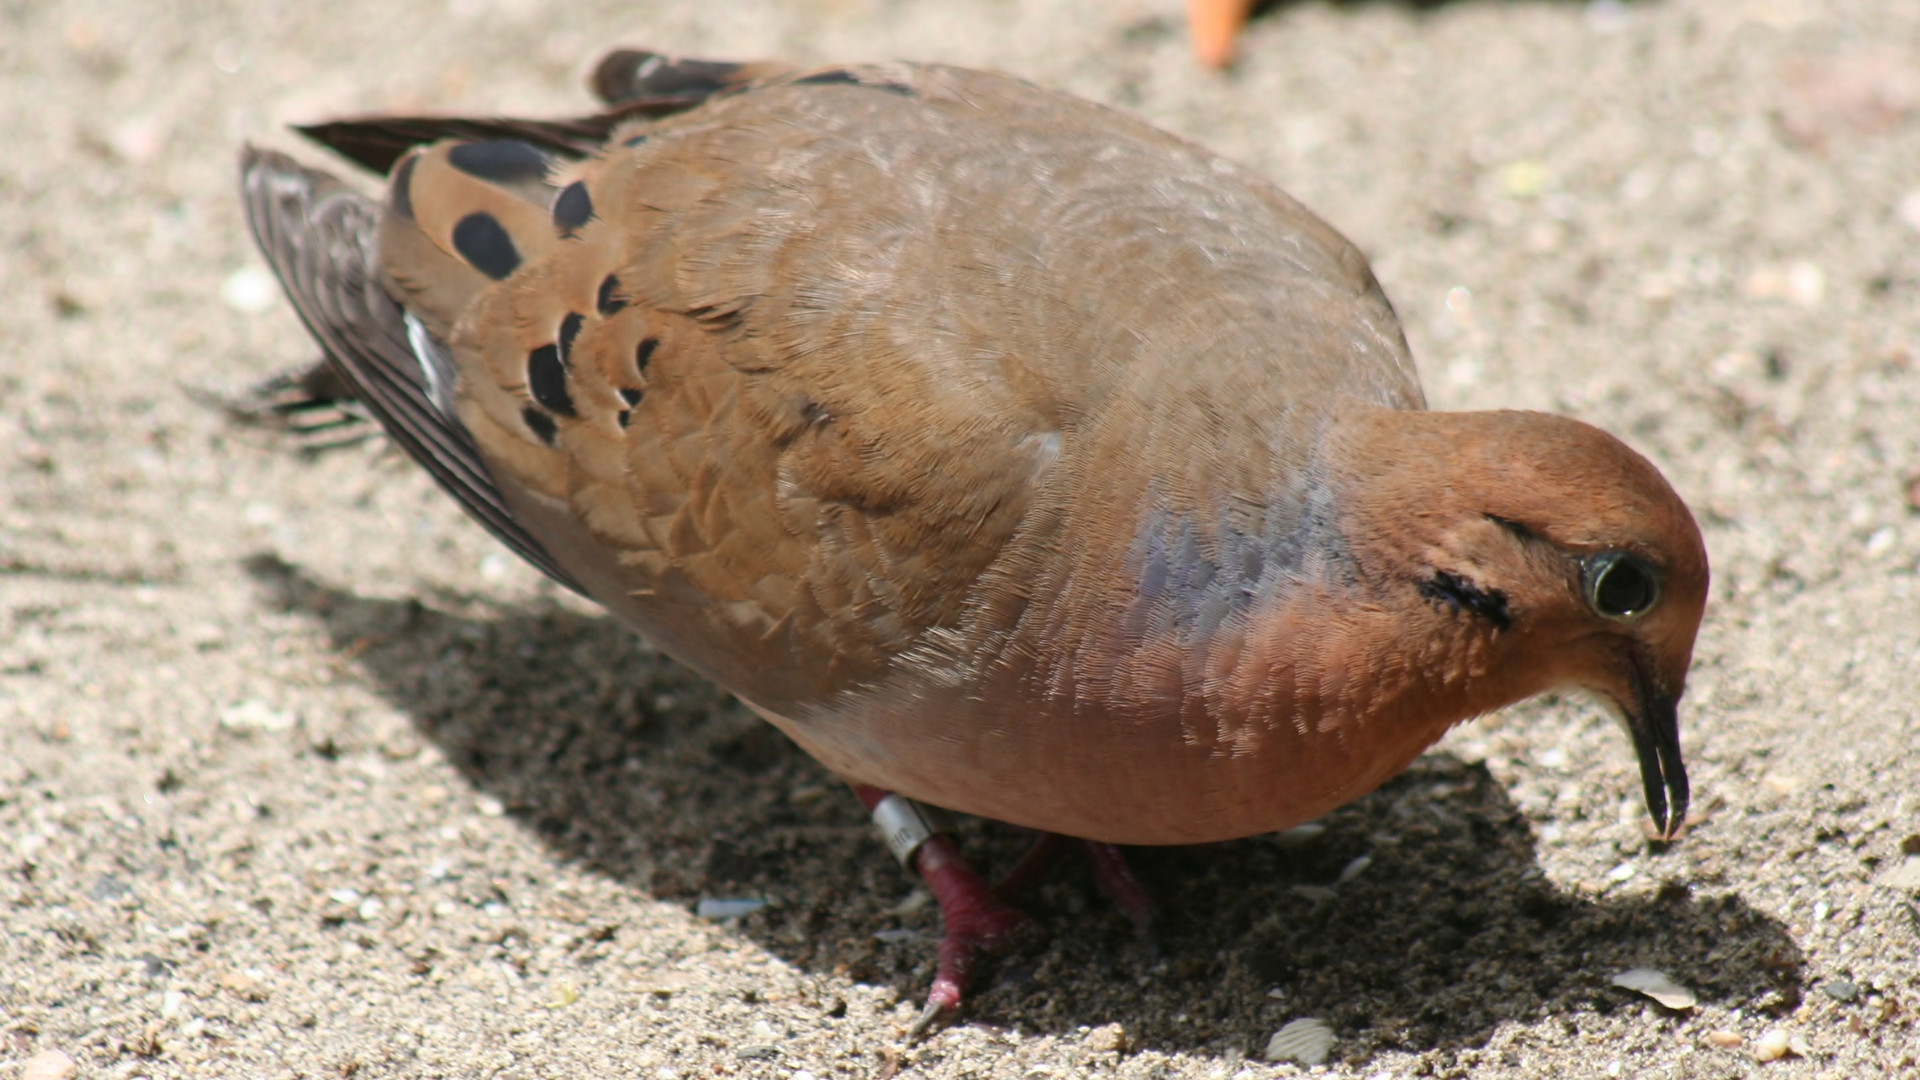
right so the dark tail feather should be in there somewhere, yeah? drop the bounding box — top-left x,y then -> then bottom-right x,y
293,50 -> 787,176
295,113 -> 632,175
237,145 -> 585,595
589,49 -> 789,107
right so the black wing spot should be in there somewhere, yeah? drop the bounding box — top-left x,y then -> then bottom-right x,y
1418,570 -> 1512,632
596,274 -> 626,316
552,180 -> 593,235
556,312 -> 584,365
447,140 -> 551,184
793,69 -> 913,96
618,387 -> 644,406
634,336 -> 658,376
616,409 -> 632,429
522,406 -> 558,446
526,344 -> 576,416
451,212 -> 520,280
389,154 -> 417,220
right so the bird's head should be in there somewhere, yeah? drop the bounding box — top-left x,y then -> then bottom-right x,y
1332,406 -> 1709,840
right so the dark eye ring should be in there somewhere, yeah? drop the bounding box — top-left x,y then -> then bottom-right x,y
1583,552 -> 1661,621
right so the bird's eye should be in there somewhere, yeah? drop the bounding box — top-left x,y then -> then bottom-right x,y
1583,552 -> 1661,621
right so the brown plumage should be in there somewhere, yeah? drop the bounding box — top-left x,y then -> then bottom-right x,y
240,50 -> 1708,1025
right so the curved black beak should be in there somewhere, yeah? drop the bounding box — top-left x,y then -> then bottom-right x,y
1625,650 -> 1689,841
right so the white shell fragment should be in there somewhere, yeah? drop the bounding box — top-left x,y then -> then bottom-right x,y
1272,823 -> 1327,849
1610,967 -> 1698,1010
1264,1017 -> 1335,1065
22,1050 -> 78,1080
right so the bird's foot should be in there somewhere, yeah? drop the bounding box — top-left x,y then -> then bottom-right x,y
997,833 -> 1158,952
907,832 -> 1033,1038
855,788 -> 1160,1037
854,786 -> 1034,1038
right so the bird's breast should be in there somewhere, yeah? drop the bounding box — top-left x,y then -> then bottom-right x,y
753,493 -> 1464,845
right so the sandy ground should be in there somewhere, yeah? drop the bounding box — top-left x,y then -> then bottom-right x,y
4,0 -> 1919,1076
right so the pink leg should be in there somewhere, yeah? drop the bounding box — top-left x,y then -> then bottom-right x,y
997,833 -> 1160,948
992,831 -> 1072,901
1082,840 -> 1159,951
852,786 -> 1031,1037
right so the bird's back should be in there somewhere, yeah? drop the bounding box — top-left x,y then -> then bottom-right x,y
251,62 -> 1422,718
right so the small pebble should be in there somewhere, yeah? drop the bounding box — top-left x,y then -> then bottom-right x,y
888,889 -> 931,916
1752,1028 -> 1793,1062
221,265 -> 280,313
23,1050 -> 78,1080
220,699 -> 297,733
1083,1022 -> 1128,1053
1821,979 -> 1859,1002
1706,1030 -> 1744,1048
1895,189 -> 1920,235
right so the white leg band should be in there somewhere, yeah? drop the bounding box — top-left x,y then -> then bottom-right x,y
871,793 -> 957,867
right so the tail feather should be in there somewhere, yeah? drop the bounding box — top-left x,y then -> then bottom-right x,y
292,49 -> 787,176
238,145 -> 585,594
589,49 -> 790,107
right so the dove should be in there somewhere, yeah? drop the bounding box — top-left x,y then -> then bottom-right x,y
238,50 -> 1709,1033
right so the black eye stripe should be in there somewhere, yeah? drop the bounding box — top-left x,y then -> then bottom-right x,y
1486,514 -> 1534,541
1418,570 -> 1512,632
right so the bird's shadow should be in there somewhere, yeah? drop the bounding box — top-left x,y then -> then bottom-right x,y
243,553 -> 1800,1064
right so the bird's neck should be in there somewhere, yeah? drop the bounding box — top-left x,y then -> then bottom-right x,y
1158,406 -> 1546,732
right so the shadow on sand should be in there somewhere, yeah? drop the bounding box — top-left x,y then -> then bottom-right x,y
244,552 -> 1801,1064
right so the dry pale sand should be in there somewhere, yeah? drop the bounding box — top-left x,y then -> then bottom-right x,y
4,0 -> 1919,1077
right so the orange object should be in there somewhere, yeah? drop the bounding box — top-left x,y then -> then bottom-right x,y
1188,0 -> 1256,68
